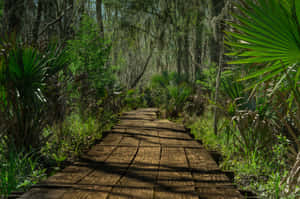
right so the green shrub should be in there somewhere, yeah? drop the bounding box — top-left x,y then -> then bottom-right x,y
149,71 -> 193,118
165,84 -> 192,118
0,1 -> 3,19
0,37 -> 67,151
189,113 -> 291,199
195,63 -> 217,97
0,149 -> 46,198
124,89 -> 140,110
42,112 -> 103,164
66,15 -> 115,116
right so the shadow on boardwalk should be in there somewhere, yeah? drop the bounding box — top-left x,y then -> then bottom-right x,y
20,108 -> 244,199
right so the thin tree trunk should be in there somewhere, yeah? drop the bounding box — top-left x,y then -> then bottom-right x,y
4,0 -> 24,34
96,0 -> 104,37
183,19 -> 190,78
177,36 -> 183,76
131,47 -> 154,88
195,9 -> 203,80
213,37 -> 224,135
32,0 -> 43,43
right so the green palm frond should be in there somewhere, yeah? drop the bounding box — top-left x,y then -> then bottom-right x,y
226,0 -> 300,82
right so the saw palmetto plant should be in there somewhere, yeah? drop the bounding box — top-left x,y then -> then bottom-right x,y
0,36 -> 67,150
226,0 -> 300,194
226,0 -> 300,81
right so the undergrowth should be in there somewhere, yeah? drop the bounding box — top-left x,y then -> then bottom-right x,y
189,113 -> 296,199
42,113 -> 103,166
0,110 -> 118,197
0,149 -> 46,198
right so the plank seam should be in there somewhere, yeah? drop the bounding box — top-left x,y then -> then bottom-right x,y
153,141 -> 162,199
72,136 -> 125,184
106,135 -> 141,199
184,147 -> 200,199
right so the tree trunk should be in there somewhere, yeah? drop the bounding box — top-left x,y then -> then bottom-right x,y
131,46 -> 154,88
4,0 -> 24,34
183,19 -> 190,78
96,0 -> 104,37
32,0 -> 43,43
212,0 -> 227,134
177,36 -> 183,76
194,9 -> 203,80
213,35 -> 224,135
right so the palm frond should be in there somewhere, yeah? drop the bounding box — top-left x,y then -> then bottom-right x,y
227,0 -> 300,82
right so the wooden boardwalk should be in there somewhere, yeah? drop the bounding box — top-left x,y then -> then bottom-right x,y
20,108 -> 243,199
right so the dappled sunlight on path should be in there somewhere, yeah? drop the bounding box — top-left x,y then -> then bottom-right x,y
20,108 -> 243,199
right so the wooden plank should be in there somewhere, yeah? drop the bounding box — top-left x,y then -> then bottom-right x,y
195,186 -> 243,199
98,129 -> 125,146
120,113 -> 155,120
159,147 -> 188,167
60,146 -> 138,199
185,148 -> 219,170
119,135 -> 140,146
136,108 -> 159,113
45,165 -> 93,185
19,188 -> 67,199
109,187 -> 154,199
185,148 -> 243,198
138,129 -> 160,147
20,109 -> 244,199
118,120 -> 145,127
118,147 -> 160,186
81,146 -> 116,162
154,187 -> 198,199
109,147 -> 160,198
154,120 -> 185,132
158,130 -> 199,147
79,146 -> 138,186
60,186 -> 111,199
155,147 -> 197,198
142,120 -> 158,129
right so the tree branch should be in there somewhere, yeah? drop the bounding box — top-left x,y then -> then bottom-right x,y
130,44 -> 154,88
38,6 -> 72,36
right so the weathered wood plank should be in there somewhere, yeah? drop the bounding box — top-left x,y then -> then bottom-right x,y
20,109 -> 243,199
158,130 -> 199,147
109,147 -> 160,198
60,186 -> 111,199
19,188 -> 68,199
155,147 -> 197,198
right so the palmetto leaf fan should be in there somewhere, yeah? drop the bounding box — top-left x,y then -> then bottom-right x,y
227,0 -> 300,193
226,0 -> 300,83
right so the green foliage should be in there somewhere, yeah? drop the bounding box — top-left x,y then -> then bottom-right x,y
226,1 -> 300,195
0,37 -> 67,150
226,0 -> 300,102
67,15 -> 114,99
212,72 -> 300,197
189,114 -> 291,199
189,113 -> 221,150
219,72 -> 283,157
226,0 -> 300,77
150,72 -> 192,118
0,1 -> 3,19
124,89 -> 146,110
0,149 -> 46,198
41,110 -> 116,164
196,63 -> 217,96
165,84 -> 192,117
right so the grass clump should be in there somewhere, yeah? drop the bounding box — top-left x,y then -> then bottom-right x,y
0,148 -> 46,198
189,113 -> 295,199
42,110 -> 117,168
